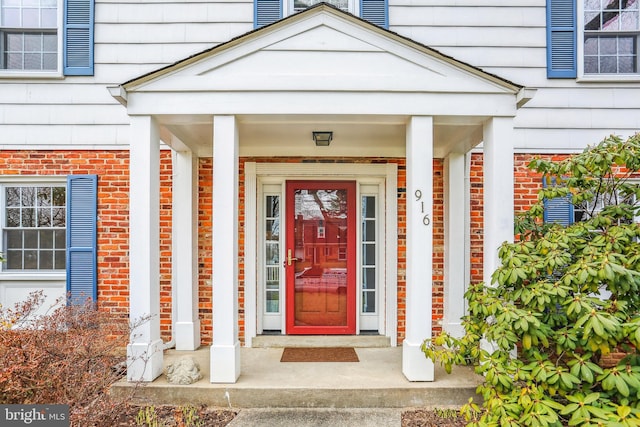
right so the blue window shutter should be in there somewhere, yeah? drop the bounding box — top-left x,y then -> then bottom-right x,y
361,0 -> 388,28
542,176 -> 574,225
546,0 -> 576,78
255,0 -> 282,28
63,0 -> 95,75
66,175 -> 97,304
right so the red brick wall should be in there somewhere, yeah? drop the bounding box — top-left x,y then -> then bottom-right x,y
468,153 -> 572,284
194,157 -> 444,346
0,150 -> 175,343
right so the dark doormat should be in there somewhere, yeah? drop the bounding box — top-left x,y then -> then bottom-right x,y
280,347 -> 359,362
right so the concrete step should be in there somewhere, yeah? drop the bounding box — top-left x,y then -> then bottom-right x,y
251,334 -> 391,348
226,408 -> 403,426
111,348 -> 482,409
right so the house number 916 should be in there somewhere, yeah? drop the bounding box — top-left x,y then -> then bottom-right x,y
414,189 -> 431,226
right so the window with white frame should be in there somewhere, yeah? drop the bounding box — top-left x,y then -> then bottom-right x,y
0,0 -> 59,71
293,0 -> 347,13
2,184 -> 66,271
583,0 -> 640,75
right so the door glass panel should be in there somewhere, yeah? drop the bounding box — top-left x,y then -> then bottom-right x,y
292,188 -> 349,327
264,195 -> 280,313
361,195 -> 376,314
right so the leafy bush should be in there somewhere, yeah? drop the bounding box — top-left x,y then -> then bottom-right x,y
0,291 -> 138,426
423,134 -> 640,426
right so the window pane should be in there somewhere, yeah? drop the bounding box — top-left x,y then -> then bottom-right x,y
5,33 -> 23,51
54,229 -> 65,248
24,33 -> 41,52
21,208 -> 35,227
38,187 -> 52,206
52,187 -> 65,206
21,187 -> 35,207
43,33 -> 56,50
24,250 -> 37,269
600,37 -> 617,54
363,244 -> 375,265
363,219 -> 375,242
22,8 -> 39,27
362,291 -> 375,313
23,230 -> 38,248
39,250 -> 53,269
40,230 -> 53,248
585,55 -> 599,73
363,267 -> 375,289
619,55 -> 635,72
2,8 -> 21,27
54,250 -> 65,269
6,208 -> 20,227
362,196 -> 376,218
6,230 -> 22,249
266,242 -> 279,263
24,52 -> 41,69
6,250 -> 23,269
620,11 -> 639,30
41,8 -> 56,27
42,52 -> 56,70
584,36 -> 598,55
52,207 -> 65,227
266,219 -> 279,240
6,187 -> 20,206
266,195 -> 279,217
37,207 -> 51,226
266,291 -> 279,313
6,53 -> 23,69
601,55 -> 618,72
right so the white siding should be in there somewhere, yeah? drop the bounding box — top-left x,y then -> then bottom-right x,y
0,0 -> 638,150
389,0 -> 640,150
0,0 -> 253,147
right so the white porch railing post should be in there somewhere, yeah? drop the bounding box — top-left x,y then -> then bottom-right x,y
173,147 -> 201,350
483,117 -> 515,286
210,115 -> 241,383
402,116 -> 435,381
443,152 -> 467,338
127,115 -> 163,382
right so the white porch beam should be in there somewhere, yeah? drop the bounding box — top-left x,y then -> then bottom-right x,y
483,117 -> 515,285
443,152 -> 467,338
403,116 -> 435,381
173,146 -> 201,351
127,115 -> 163,382
210,115 -> 241,383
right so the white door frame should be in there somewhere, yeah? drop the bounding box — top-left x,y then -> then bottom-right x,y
244,162 -> 398,347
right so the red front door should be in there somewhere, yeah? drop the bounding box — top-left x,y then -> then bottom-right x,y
285,181 -> 356,334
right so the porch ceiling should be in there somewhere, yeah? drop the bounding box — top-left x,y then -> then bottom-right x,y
158,114 -> 486,158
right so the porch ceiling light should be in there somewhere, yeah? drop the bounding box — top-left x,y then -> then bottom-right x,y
312,131 -> 333,146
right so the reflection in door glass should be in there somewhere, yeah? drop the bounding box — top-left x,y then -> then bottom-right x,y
264,195 -> 280,313
293,189 -> 348,326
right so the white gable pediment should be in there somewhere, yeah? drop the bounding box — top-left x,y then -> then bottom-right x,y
123,6 -> 521,97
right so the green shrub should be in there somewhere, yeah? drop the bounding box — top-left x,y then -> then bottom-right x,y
424,134 -> 640,426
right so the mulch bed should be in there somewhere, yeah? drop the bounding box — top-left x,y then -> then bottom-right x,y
113,406 -> 468,426
402,409 -> 468,426
113,405 -> 237,426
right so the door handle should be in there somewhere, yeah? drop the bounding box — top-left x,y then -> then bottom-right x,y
287,249 -> 299,266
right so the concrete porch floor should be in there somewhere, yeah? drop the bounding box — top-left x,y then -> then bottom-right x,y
111,346 -> 483,409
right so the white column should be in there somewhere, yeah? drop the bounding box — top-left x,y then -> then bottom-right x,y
210,115 -> 241,383
483,117 -> 515,286
127,115 -> 163,382
402,116 -> 435,381
443,152 -> 467,338
173,148 -> 201,350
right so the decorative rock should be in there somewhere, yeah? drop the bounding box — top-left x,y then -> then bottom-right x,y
165,356 -> 202,385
